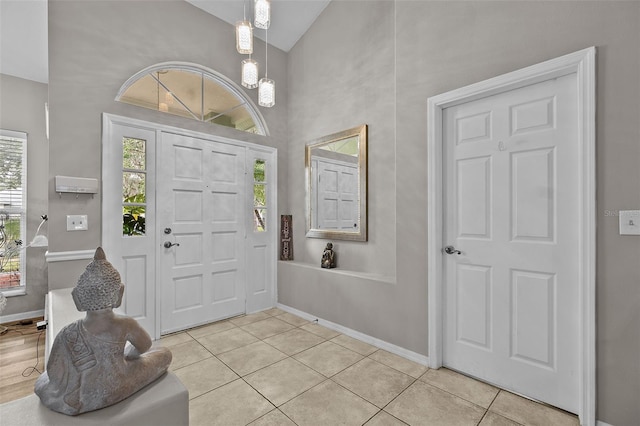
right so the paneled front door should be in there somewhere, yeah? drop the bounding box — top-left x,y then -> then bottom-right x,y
158,132 -> 246,334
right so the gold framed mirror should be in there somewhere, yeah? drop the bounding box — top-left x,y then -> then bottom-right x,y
305,124 -> 367,241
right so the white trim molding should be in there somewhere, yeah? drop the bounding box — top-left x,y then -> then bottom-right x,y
277,303 -> 429,366
427,47 -> 596,426
45,249 -> 95,263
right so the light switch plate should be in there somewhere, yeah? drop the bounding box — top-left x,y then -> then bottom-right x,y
67,215 -> 88,231
619,210 -> 640,235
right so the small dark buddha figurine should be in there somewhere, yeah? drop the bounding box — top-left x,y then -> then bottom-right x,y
321,242 -> 336,269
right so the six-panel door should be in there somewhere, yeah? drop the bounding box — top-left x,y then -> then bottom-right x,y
443,74 -> 580,413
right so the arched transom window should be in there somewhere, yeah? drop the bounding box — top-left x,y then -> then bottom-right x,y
116,62 -> 268,135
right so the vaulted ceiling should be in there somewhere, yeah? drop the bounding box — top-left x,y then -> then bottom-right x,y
0,0 -> 330,84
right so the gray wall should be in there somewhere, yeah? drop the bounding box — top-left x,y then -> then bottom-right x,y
0,74 -> 49,317
47,0 -> 288,289
13,0 -> 640,423
281,0 -> 422,354
281,1 -> 640,425
287,1 -> 397,276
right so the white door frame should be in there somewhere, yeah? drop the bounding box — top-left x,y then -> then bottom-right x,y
102,113 -> 278,339
427,47 -> 596,425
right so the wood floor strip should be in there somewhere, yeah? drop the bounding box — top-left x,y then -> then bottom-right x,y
0,317 -> 45,404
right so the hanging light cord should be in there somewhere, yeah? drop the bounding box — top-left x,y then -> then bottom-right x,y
265,29 -> 268,78
247,0 -> 252,62
244,0 -> 252,62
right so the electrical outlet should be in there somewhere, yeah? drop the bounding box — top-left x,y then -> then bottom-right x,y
619,210 -> 640,235
67,215 -> 88,231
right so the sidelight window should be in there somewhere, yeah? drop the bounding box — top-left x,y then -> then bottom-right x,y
122,137 -> 146,236
253,159 -> 267,232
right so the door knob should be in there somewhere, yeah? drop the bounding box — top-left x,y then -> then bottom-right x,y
444,245 -> 461,255
164,241 -> 180,249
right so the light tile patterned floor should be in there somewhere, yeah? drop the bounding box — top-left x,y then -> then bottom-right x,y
162,308 -> 580,426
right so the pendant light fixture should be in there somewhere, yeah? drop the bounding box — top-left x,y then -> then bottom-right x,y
258,28 -> 275,107
241,57 -> 259,89
235,0 -> 274,106
239,0 -> 257,89
254,0 -> 271,29
235,1 -> 253,54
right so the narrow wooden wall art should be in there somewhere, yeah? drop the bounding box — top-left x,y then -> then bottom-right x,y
280,215 -> 294,260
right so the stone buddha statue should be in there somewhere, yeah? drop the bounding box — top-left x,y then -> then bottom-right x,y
35,247 -> 172,415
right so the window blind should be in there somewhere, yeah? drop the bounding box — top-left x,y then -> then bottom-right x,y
0,130 -> 27,289
0,133 -> 26,211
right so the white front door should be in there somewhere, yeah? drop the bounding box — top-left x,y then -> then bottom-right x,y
158,132 -> 246,334
442,74 -> 580,412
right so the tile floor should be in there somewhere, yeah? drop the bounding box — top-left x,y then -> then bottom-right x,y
160,308 -> 579,426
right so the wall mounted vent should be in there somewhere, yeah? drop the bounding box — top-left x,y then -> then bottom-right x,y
55,176 -> 99,194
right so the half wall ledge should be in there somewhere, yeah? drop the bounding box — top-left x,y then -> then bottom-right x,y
278,260 -> 396,284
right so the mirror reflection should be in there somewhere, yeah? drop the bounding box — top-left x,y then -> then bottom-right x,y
306,125 -> 367,241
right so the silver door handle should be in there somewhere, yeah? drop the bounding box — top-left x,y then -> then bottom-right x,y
444,245 -> 461,255
164,241 -> 180,249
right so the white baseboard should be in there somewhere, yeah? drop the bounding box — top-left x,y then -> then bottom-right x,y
0,309 -> 44,324
277,303 -> 429,366
596,421 -> 614,426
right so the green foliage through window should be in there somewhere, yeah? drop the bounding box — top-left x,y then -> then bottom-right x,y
123,195 -> 146,236
122,138 -> 147,237
253,160 -> 266,232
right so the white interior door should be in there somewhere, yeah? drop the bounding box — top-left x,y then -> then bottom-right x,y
158,132 -> 246,334
443,74 -> 580,413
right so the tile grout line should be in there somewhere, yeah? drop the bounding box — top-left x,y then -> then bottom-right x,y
245,407 -> 299,426
417,379 -> 488,413
218,321 -> 327,375
179,312 -> 289,406
260,330 -> 329,357
170,311 -> 445,425
474,387 -> 504,426
363,349 -> 425,380
483,390 -> 527,426
168,312 -> 414,376
188,315 -> 326,422
236,314 -> 376,423
240,324 -> 415,425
